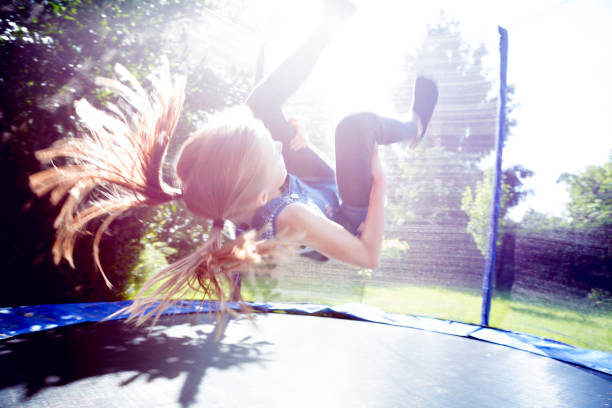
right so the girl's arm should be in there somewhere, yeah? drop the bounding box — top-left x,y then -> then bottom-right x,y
276,148 -> 385,268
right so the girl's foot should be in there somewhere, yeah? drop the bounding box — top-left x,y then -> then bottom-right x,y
410,76 -> 438,148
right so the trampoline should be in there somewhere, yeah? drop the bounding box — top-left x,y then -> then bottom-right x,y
1,302 -> 610,407
2,2 -> 611,407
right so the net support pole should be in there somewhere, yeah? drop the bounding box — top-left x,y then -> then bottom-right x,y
480,26 -> 508,327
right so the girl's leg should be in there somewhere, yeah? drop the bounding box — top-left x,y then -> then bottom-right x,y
246,2 -> 355,181
334,112 -> 419,234
334,77 -> 438,233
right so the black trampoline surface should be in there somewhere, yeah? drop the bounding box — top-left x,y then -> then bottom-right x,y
1,312 -> 610,408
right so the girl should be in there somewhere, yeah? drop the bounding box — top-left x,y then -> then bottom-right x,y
30,1 -> 438,324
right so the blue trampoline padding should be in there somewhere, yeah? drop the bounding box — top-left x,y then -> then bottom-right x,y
1,300 -> 611,376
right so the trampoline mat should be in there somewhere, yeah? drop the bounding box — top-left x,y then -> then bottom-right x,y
1,312 -> 610,408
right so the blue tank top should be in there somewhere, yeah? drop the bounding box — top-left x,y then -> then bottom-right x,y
250,174 -> 340,240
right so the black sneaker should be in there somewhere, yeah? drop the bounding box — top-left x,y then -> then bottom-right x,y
410,76 -> 438,148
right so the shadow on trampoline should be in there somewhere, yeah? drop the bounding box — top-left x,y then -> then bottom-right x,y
1,311 -> 610,407
0,314 -> 272,407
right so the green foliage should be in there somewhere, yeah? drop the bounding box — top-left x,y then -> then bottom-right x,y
381,238 -> 410,259
127,242 -> 175,298
497,156 -> 612,302
387,15 -> 520,229
242,274 -> 281,303
461,182 -> 490,255
123,200 -> 209,296
519,209 -> 567,230
557,152 -> 612,227
0,0 -> 254,305
461,165 -> 533,255
587,288 -> 612,309
142,201 -> 208,261
96,207 -> 153,297
387,147 -> 477,226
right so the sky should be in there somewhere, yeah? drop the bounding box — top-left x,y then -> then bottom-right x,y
490,0 -> 612,219
225,0 -> 612,220
438,0 -> 612,220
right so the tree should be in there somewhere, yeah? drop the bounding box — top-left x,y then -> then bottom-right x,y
519,209 -> 567,230
388,15 -> 502,228
488,155 -> 612,298
373,14 -> 522,288
0,0 -> 256,306
461,165 -> 534,255
557,151 -> 612,227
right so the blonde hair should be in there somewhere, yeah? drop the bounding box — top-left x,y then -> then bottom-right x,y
29,60 -> 278,327
177,107 -> 272,222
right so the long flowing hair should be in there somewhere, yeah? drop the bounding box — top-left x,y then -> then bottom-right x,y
30,59 -> 279,327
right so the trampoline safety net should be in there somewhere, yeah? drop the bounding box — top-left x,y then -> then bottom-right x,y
2,1 -> 610,359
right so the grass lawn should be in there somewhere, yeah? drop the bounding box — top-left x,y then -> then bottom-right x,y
242,276 -> 612,352
489,292 -> 612,352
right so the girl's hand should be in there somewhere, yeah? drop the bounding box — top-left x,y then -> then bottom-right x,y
288,117 -> 310,151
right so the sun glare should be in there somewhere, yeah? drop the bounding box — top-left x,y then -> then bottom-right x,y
243,1 -> 426,119
181,0 -> 611,221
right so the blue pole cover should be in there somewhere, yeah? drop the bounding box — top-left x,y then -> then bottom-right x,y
481,26 -> 508,327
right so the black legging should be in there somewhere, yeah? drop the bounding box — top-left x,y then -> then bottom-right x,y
246,23 -> 418,218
